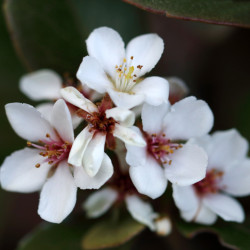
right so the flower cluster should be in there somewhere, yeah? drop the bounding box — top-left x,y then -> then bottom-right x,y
1,27 -> 250,234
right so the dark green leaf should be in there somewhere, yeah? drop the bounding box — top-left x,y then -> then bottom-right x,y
177,219 -> 250,250
124,0 -> 250,28
17,223 -> 84,250
4,0 -> 84,74
82,216 -> 145,249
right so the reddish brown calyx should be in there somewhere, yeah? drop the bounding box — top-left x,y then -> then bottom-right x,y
194,169 -> 224,196
76,94 -> 116,147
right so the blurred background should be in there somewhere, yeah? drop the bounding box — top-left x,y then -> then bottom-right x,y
1,0 -> 250,249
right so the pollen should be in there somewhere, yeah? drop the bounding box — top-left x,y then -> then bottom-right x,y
113,56 -> 143,93
147,133 -> 181,166
27,134 -> 72,168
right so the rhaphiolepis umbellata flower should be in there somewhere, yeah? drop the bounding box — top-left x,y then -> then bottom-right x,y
0,99 -> 112,223
20,69 -> 101,128
126,97 -> 214,199
173,129 -> 250,224
60,86 -> 146,184
77,27 -> 169,109
1,25 -> 250,240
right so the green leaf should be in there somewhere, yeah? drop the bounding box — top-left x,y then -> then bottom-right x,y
124,0 -> 250,28
3,0 -> 146,74
17,223 -> 84,250
71,0 -> 146,44
177,219 -> 250,250
4,0 -> 84,74
82,216 -> 145,249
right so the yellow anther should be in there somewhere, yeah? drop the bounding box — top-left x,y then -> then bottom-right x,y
27,141 -> 32,146
123,58 -> 127,63
125,66 -> 134,80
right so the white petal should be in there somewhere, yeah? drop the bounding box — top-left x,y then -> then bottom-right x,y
60,87 -> 98,113
165,144 -> 208,186
38,161 -> 77,223
68,127 -> 93,167
203,193 -> 244,222
51,99 -> 74,143
5,103 -> 58,141
83,133 -> 106,177
221,159 -> 250,197
19,69 -> 62,101
133,77 -> 169,106
172,185 -> 199,221
125,195 -> 158,231
142,102 -> 170,134
208,129 -> 249,171
77,56 -> 111,93
163,97 -> 214,140
86,27 -> 125,78
187,135 -> 212,155
0,148 -> 50,193
129,156 -> 167,199
105,107 -> 135,127
167,76 -> 189,103
194,204 -> 217,225
125,127 -> 147,167
113,124 -> 146,147
36,103 -> 54,123
126,34 -> 164,77
83,188 -> 118,218
107,88 -> 144,109
74,153 -> 113,189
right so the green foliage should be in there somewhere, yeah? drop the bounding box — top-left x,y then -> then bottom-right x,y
4,0 -> 84,74
3,0 -> 145,75
177,219 -> 250,250
17,223 -> 84,250
124,0 -> 250,28
82,216 -> 145,249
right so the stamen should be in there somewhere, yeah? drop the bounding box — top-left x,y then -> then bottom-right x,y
147,133 -> 181,166
35,163 -> 40,168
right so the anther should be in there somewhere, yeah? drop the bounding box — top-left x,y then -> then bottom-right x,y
27,141 -> 32,146
46,133 -> 50,138
130,56 -> 134,60
35,163 -> 40,168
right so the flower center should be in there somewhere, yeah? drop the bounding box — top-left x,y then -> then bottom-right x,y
77,94 -> 116,134
147,133 -> 182,165
194,169 -> 224,196
114,56 -> 143,93
27,133 -> 71,168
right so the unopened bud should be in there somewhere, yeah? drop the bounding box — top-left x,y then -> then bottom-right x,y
154,216 -> 172,236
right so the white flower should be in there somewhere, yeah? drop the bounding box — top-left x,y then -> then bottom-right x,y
60,87 -> 146,180
83,187 -> 169,232
173,129 -> 250,225
20,69 -> 101,128
126,97 -> 214,199
0,99 -> 112,223
77,26 -> 169,109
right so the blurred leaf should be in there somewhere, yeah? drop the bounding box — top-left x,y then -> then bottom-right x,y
82,216 -> 145,249
177,219 -> 250,250
4,0 -> 84,74
17,223 -> 84,250
3,0 -> 146,75
71,0 -> 146,44
124,0 -> 250,28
